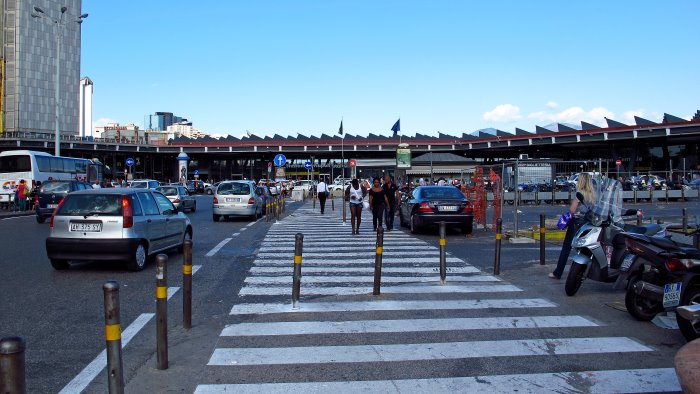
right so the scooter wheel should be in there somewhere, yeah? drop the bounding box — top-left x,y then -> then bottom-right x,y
624,273 -> 663,321
677,286 -> 700,342
565,263 -> 586,296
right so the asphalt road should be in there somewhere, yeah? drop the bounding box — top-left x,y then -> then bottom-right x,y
0,196 -> 697,392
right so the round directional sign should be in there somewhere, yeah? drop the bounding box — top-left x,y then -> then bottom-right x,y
304,161 -> 312,170
126,157 -> 135,167
274,154 -> 287,167
194,170 -> 199,176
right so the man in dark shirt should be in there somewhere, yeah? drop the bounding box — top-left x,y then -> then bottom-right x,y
382,175 -> 400,231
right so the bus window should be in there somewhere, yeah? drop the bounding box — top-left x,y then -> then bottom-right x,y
50,158 -> 63,173
36,156 -> 51,172
75,161 -> 87,174
62,158 -> 75,173
0,155 -> 31,172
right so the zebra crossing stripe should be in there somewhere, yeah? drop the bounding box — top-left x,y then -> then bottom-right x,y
238,283 -> 520,296
207,337 -> 651,366
252,257 -> 467,264
250,266 -> 480,274
256,251 -> 444,258
260,246 -> 435,252
221,315 -> 598,336
231,298 -> 555,315
193,368 -> 680,393
244,274 -> 500,285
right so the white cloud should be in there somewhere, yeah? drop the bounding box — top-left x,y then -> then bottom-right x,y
483,104 -> 522,123
527,106 -> 614,126
546,101 -> 558,109
94,117 -> 119,127
622,109 -> 645,124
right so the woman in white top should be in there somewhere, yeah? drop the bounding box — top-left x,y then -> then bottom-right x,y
316,178 -> 329,214
346,178 -> 366,235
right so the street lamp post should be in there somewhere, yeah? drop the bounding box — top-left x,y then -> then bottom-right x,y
31,6 -> 88,157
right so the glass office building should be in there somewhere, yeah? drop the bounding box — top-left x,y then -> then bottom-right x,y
1,0 -> 83,135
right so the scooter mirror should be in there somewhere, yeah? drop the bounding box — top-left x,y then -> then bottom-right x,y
576,192 -> 584,203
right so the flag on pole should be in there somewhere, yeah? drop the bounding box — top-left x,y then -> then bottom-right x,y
338,120 -> 344,136
391,119 -> 400,137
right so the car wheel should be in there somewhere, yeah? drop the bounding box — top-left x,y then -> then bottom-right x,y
50,258 -> 69,270
127,242 -> 147,271
36,215 -> 46,224
191,202 -> 196,213
410,214 -> 420,234
213,214 -> 220,222
178,228 -> 193,253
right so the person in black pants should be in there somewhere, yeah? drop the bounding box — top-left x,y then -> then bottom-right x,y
317,178 -> 329,214
382,175 -> 399,231
368,177 -> 389,231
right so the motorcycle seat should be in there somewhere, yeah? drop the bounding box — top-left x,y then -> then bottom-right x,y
626,224 -> 662,235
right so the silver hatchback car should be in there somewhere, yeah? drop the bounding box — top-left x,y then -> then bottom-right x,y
45,188 -> 193,271
212,180 -> 263,221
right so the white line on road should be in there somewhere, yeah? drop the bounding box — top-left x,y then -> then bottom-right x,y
251,257 -> 467,265
193,265 -> 202,275
208,337 -> 651,366
230,298 -> 556,315
240,227 -> 247,231
206,238 -> 232,257
238,283 -> 520,296
222,315 -> 597,336
246,219 -> 260,227
250,266 -> 480,274
231,232 -> 240,237
256,251 -> 443,258
243,274 -> 500,285
194,368 -> 680,394
59,313 -> 155,394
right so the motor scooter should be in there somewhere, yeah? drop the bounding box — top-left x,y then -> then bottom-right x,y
564,192 -> 663,296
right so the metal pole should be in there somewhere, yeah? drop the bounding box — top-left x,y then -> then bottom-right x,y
0,336 -> 26,394
514,160 -> 519,237
682,208 -> 688,234
494,218 -> 502,275
539,214 -> 546,265
54,25 -> 62,156
331,196 -> 335,211
156,254 -> 168,370
183,240 -> 193,330
439,221 -> 447,284
292,233 -> 303,309
103,281 -> 124,393
373,227 -> 384,295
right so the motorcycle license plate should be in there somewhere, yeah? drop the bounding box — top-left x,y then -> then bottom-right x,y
620,254 -> 636,272
663,282 -> 682,308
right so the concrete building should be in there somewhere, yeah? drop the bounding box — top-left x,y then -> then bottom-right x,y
78,76 -> 92,137
166,121 -> 208,139
1,0 -> 84,135
95,122 -> 143,143
148,111 -> 187,131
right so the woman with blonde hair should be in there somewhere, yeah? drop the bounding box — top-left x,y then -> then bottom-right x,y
549,173 -> 596,279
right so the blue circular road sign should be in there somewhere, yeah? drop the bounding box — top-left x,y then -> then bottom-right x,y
274,154 -> 287,167
194,170 -> 199,176
304,161 -> 312,170
126,158 -> 135,167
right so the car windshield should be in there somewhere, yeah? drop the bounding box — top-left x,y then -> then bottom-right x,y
131,181 -> 148,188
420,187 -> 465,200
40,182 -> 71,193
217,183 -> 251,195
157,187 -> 178,196
56,194 -> 122,216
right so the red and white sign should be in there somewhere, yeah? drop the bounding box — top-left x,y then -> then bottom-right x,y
349,159 -> 357,167
615,159 -> 622,166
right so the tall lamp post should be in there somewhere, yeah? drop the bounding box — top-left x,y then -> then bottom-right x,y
31,6 -> 88,157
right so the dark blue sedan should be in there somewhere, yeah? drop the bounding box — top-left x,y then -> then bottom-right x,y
398,186 -> 474,234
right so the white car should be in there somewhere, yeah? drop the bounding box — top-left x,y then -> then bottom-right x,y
329,180 -> 351,192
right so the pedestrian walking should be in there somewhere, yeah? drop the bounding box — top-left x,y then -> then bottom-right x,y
17,179 -> 29,211
550,173 -> 597,279
346,178 -> 366,235
368,177 -> 389,232
382,175 -> 400,231
316,177 -> 329,214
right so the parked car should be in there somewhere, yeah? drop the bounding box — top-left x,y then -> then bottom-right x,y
258,185 -> 271,214
212,180 -> 263,221
45,188 -> 193,271
35,180 -> 93,223
296,179 -> 317,193
130,179 -> 160,190
399,186 -> 474,234
205,181 -> 222,195
156,185 -> 196,213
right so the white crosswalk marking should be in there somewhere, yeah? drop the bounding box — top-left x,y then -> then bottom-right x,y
194,201 -> 681,392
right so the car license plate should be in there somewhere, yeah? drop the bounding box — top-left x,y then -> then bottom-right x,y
663,282 -> 682,308
47,204 -> 58,209
225,198 -> 240,203
438,206 -> 458,212
620,254 -> 636,271
70,222 -> 102,232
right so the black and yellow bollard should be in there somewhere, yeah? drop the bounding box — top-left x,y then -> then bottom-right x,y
183,240 -> 193,330
292,233 -> 304,310
103,281 -> 124,393
373,227 -> 384,295
156,254 -> 168,370
0,336 -> 26,394
494,218 -> 502,275
439,221 -> 447,285
539,214 -> 545,265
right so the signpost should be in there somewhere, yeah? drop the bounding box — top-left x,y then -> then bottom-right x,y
126,158 -> 134,181
274,154 -> 287,167
194,169 -> 199,179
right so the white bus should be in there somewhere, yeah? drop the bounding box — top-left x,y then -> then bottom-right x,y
0,150 -> 104,203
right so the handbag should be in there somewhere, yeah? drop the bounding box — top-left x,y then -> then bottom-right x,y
362,201 -> 370,210
557,211 -> 572,230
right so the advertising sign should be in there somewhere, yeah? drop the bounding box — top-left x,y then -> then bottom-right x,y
396,148 -> 411,168
275,167 -> 286,181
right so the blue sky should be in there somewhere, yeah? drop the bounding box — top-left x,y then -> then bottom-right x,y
81,1 -> 700,138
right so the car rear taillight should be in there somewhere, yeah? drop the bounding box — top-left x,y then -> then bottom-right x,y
122,196 -> 133,228
49,198 -> 65,228
213,197 -> 218,204
463,204 -> 474,213
248,197 -> 255,205
173,198 -> 181,203
666,258 -> 685,272
34,195 -> 39,206
418,202 -> 433,213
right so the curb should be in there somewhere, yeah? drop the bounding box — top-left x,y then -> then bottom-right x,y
0,211 -> 34,219
675,338 -> 700,393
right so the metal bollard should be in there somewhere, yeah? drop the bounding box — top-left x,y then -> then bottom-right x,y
156,254 -> 168,370
331,197 -> 335,211
636,211 -> 642,226
183,240 -> 193,330
313,195 -> 316,209
103,281 -> 124,393
0,336 -> 26,394
373,227 -> 384,295
292,233 -> 304,309
265,202 -> 270,222
439,222 -> 447,284
342,197 -> 347,224
539,214 -> 545,265
682,208 -> 688,234
494,218 -> 502,275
